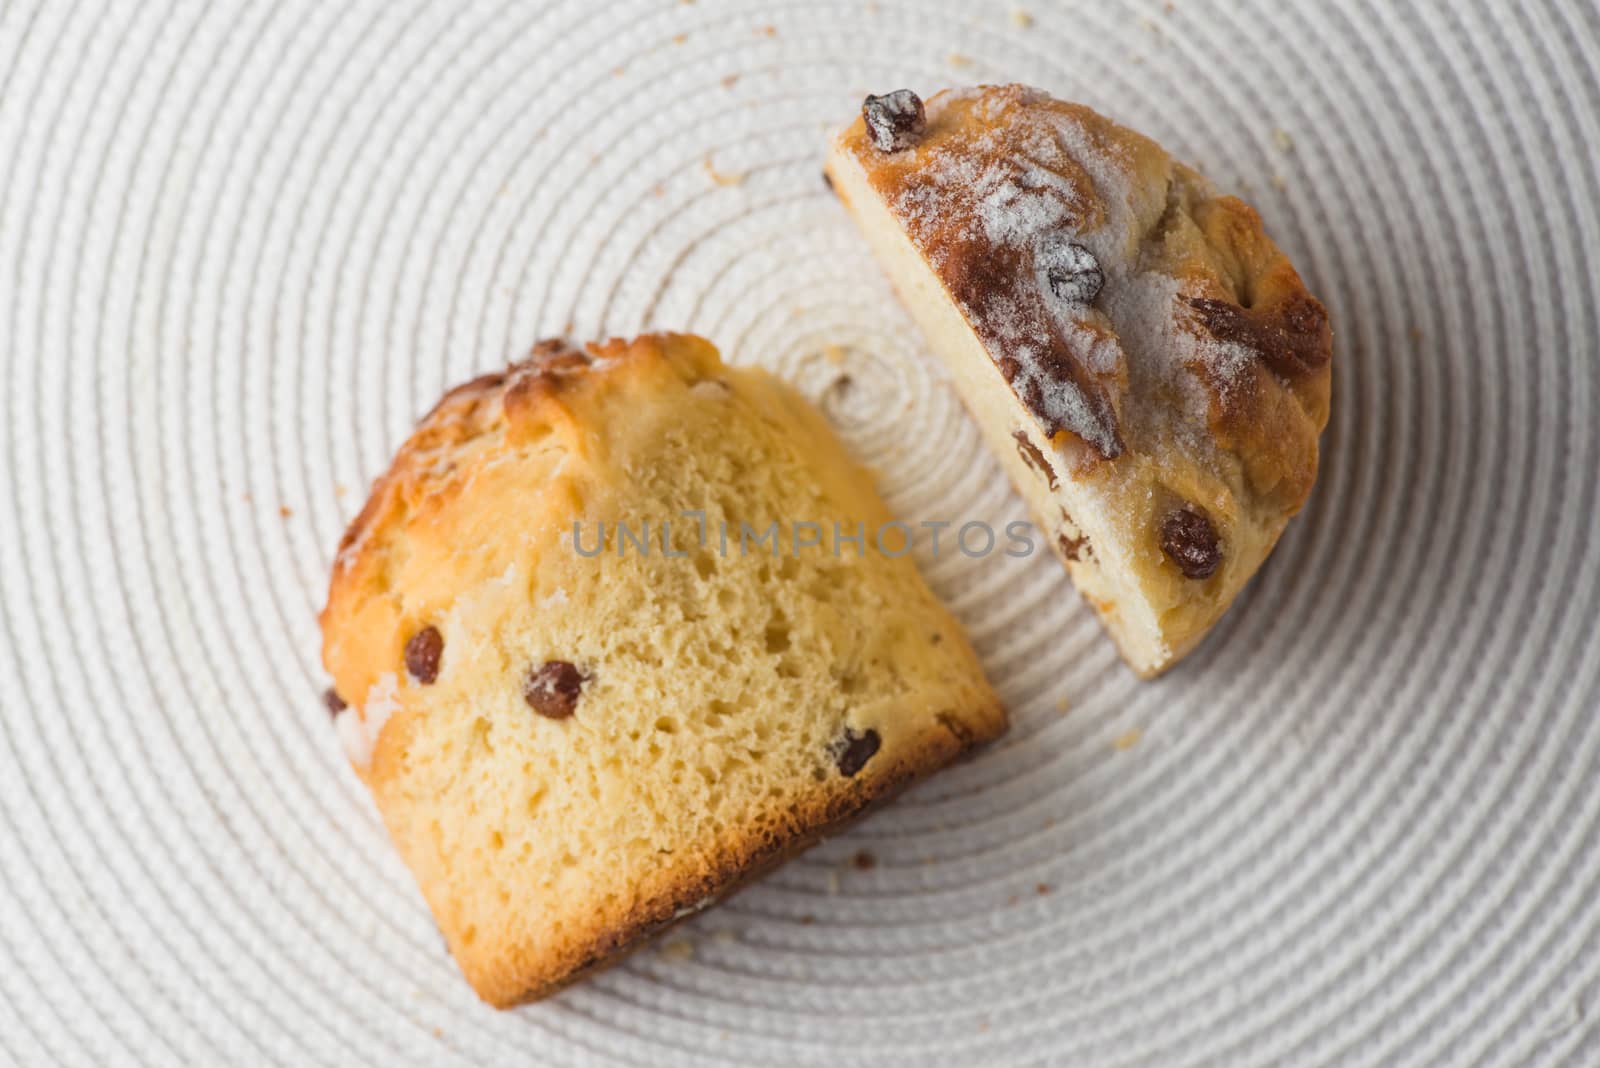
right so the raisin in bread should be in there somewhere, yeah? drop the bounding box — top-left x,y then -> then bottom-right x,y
826,85 -> 1332,676
319,333 -> 1004,1006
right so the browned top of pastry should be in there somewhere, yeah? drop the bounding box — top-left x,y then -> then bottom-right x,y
834,85 -> 1330,509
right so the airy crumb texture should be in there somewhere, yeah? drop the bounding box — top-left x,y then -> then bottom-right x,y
827,85 -> 1331,676
320,333 -> 1004,1007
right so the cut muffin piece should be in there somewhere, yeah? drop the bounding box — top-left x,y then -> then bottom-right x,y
320,333 -> 1004,1007
826,85 -> 1331,676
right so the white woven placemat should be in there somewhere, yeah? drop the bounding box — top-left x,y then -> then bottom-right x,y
2,1 -> 1597,1065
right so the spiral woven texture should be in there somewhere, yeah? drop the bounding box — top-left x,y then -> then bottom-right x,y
2,1 -> 1597,1065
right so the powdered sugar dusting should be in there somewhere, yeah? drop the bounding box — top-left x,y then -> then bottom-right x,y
867,86 -> 1143,456
974,170 -> 1078,247
1041,109 -> 1140,262
1098,269 -> 1255,452
1005,358 -> 1119,458
855,84 -> 1262,460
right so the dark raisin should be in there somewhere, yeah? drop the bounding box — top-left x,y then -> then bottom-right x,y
404,625 -> 444,684
862,90 -> 926,152
1038,234 -> 1104,304
831,727 -> 881,777
1012,430 -> 1058,489
523,660 -> 587,719
1159,505 -> 1222,579
822,169 -> 835,193
851,850 -> 876,871
323,688 -> 347,715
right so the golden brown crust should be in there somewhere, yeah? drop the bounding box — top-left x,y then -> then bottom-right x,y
332,370 -> 505,567
320,334 -> 690,708
481,717 -> 987,1007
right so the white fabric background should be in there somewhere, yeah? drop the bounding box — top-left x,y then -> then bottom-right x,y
1,1 -> 1597,1065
